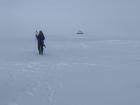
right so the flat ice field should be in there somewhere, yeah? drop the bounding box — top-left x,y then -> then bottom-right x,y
0,36 -> 140,105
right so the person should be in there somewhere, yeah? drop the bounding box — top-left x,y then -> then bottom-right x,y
36,30 -> 45,55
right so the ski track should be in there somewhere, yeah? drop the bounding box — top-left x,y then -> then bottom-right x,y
0,60 -> 61,105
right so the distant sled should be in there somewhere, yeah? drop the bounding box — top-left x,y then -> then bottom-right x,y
76,30 -> 84,34
75,30 -> 85,38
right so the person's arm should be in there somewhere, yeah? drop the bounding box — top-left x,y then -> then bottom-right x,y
42,33 -> 45,40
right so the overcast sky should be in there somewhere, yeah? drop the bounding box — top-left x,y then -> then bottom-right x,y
0,0 -> 140,38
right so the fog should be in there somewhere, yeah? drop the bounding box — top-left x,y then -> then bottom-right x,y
0,0 -> 140,39
0,1 -> 140,105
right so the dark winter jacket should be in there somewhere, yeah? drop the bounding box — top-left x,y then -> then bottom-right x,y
36,33 -> 45,44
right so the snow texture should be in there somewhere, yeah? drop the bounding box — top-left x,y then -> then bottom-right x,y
0,0 -> 140,105
0,36 -> 140,105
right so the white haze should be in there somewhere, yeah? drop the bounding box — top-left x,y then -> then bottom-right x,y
0,0 -> 140,39
1,1 -> 140,105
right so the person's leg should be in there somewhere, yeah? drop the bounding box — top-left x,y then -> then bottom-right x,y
40,45 -> 44,55
38,43 -> 41,54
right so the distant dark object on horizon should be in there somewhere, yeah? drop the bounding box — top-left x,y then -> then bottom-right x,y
76,30 -> 84,34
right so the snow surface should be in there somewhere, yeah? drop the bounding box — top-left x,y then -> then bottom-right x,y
0,36 -> 140,105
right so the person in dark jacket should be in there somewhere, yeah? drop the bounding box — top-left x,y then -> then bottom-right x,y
36,30 -> 45,55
